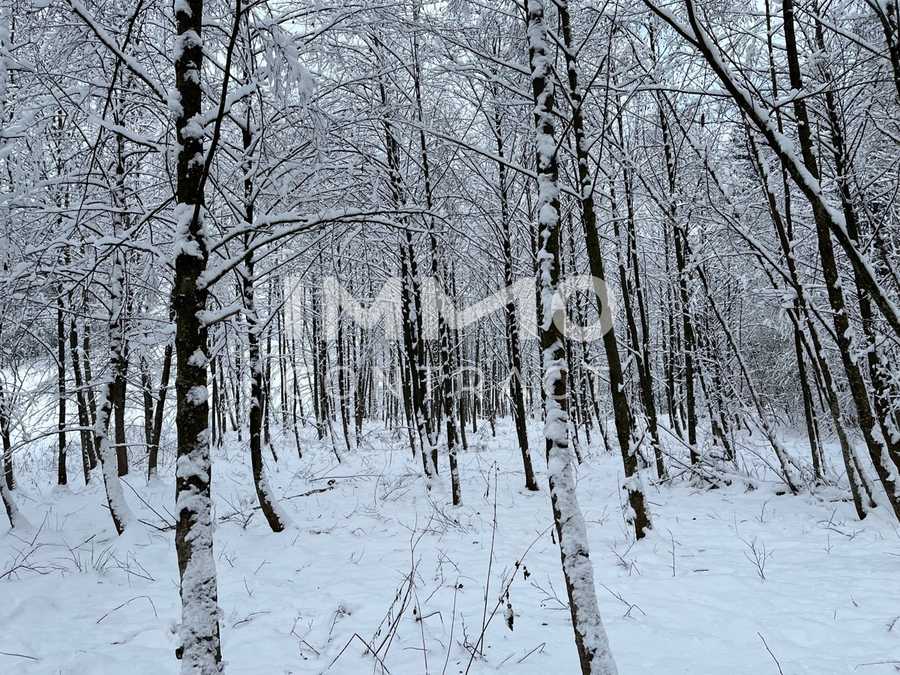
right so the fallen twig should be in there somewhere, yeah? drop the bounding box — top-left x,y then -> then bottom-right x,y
757,632 -> 785,675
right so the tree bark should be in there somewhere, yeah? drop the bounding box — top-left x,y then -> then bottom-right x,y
57,290 -> 67,486
558,0 -> 651,538
94,252 -> 132,535
148,336 -> 173,479
69,317 -> 96,483
0,384 -> 13,491
172,0 -> 223,668
527,2 -> 619,672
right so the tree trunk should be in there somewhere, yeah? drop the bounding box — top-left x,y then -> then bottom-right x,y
411,17 -> 460,500
94,252 -> 132,535
69,317 -> 96,482
618,131 -> 666,479
172,0 -> 223,668
83,319 -> 97,426
558,0 -> 650,539
148,335 -> 173,479
0,384 -> 14,490
497,107 -> 538,489
0,452 -> 24,529
653,78 -> 699,462
244,252 -> 288,532
527,2 -> 619,672
240,111 -> 287,532
57,290 -> 67,486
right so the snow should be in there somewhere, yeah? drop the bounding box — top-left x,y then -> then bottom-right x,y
1,421 -> 898,673
187,349 -> 208,368
181,115 -> 205,142
93,380 -> 134,532
173,0 -> 192,17
173,203 -> 204,260
186,386 -> 208,406
0,478 -> 26,529
173,30 -> 202,64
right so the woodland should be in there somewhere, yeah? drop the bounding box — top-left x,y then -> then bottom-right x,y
0,0 -> 899,673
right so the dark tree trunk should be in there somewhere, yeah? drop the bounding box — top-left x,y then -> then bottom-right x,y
239,110 -> 286,532
110,289 -> 129,476
558,0 -> 650,539
57,291 -> 67,486
619,126 -> 666,479
148,336 -> 173,479
0,383 -> 13,490
172,0 -> 223,668
244,252 -> 287,533
69,317 -> 96,482
653,80 -> 698,462
496,106 -> 537,489
140,354 -> 154,463
82,320 -> 97,426
412,17 -> 459,500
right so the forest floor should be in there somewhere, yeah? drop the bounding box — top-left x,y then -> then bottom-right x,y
1,419 -> 898,674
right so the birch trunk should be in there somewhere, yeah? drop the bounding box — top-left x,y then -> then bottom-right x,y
526,2 -> 618,672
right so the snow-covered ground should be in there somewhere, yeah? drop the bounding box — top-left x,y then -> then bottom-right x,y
1,420 -> 898,674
